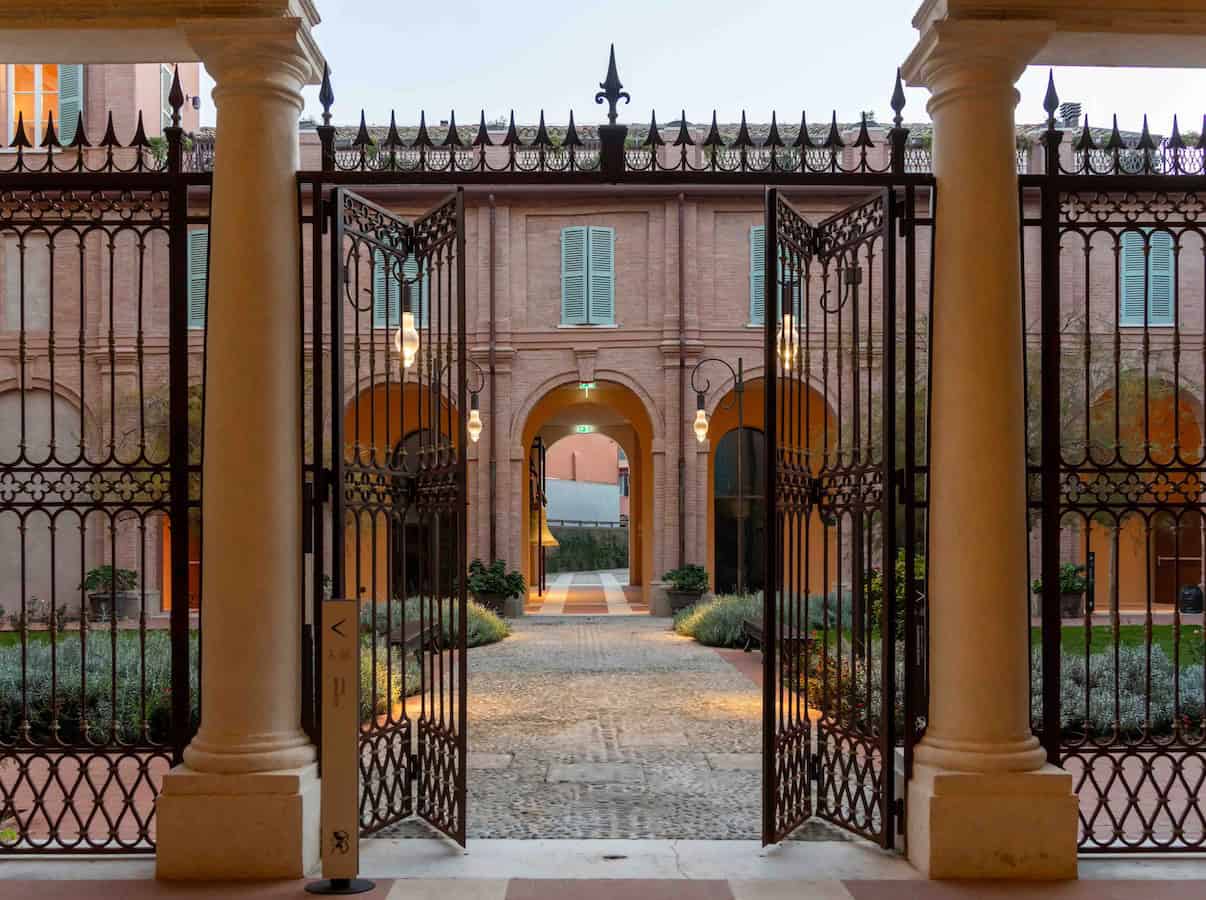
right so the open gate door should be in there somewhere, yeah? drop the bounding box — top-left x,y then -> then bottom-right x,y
328,188 -> 469,845
763,187 -> 920,848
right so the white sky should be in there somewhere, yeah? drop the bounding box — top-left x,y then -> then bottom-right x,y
200,1 -> 1206,133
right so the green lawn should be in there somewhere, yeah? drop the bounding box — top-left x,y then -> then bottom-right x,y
1031,624 -> 1205,666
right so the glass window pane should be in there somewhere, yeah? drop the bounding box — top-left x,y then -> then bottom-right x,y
42,94 -> 59,128
41,64 -> 58,94
12,64 -> 35,93
11,94 -> 36,135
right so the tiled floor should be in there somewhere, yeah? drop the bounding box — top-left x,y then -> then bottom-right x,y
7,839 -> 1206,897
7,877 -> 1206,899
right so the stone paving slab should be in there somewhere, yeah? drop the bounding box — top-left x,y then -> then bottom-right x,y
471,753 -> 515,770
708,753 -> 763,771
547,763 -> 645,784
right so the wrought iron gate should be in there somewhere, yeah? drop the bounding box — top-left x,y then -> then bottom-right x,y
323,187 -> 469,844
1025,83 -> 1206,853
530,437 -> 548,597
0,75 -> 209,853
762,187 -> 929,847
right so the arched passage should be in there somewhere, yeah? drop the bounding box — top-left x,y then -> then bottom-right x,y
519,379 -> 655,600
705,376 -> 837,596
341,380 -> 460,604
1083,377 -> 1204,611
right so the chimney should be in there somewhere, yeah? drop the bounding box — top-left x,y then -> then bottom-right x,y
1058,102 -> 1082,129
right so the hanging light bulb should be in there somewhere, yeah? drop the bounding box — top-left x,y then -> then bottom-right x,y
467,392 -> 483,444
777,313 -> 799,369
693,393 -> 709,444
392,282 -> 420,369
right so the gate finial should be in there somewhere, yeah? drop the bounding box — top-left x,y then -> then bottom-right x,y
1042,70 -> 1059,129
595,44 -> 631,126
564,111 -> 583,148
1168,115 -> 1185,151
169,66 -> 185,129
40,111 -> 60,150
643,111 -> 665,147
473,111 -> 493,148
319,63 -> 335,127
1073,116 -> 1095,153
793,112 -> 814,149
891,68 -> 906,129
672,111 -> 694,147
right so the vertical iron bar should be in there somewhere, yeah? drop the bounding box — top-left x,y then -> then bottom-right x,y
455,187 -> 469,845
881,189 -> 898,847
1040,131 -> 1064,763
902,185 -> 918,791
309,177 -> 327,748
762,187 -> 779,846
168,175 -> 190,762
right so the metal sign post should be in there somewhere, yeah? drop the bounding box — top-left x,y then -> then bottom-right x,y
307,599 -> 374,895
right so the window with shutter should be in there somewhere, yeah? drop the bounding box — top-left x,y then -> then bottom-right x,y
561,227 -> 589,325
373,250 -> 428,329
588,226 -> 615,324
1119,229 -> 1176,327
7,64 -> 80,144
750,226 -> 766,325
750,225 -> 801,325
187,228 -> 209,329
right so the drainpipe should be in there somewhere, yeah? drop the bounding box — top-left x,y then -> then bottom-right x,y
488,194 -> 498,560
677,192 -> 687,568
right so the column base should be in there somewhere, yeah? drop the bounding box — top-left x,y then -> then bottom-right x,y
907,762 -> 1078,879
156,763 -> 320,880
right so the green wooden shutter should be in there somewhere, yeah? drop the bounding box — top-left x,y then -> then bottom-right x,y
373,249 -> 417,329
187,228 -> 208,329
372,249 -> 391,328
1119,231 -> 1148,326
58,65 -> 84,145
1147,230 -> 1175,326
402,255 -> 429,328
750,226 -> 766,325
561,227 -> 588,325
588,227 -> 615,324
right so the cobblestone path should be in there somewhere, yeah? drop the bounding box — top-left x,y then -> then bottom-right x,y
380,616 -> 767,839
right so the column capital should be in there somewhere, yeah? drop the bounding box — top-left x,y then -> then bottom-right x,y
183,16 -> 323,107
903,19 -> 1055,101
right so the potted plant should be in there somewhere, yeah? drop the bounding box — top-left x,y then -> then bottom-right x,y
663,564 -> 709,613
467,559 -> 526,617
81,566 -> 140,621
1031,563 -> 1089,619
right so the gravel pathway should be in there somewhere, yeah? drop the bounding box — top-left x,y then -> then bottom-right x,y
380,616 -> 770,840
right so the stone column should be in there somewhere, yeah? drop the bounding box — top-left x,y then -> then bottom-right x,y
903,20 -> 1078,879
157,17 -> 323,880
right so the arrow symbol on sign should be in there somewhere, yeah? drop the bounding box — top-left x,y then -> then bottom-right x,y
331,618 -> 346,637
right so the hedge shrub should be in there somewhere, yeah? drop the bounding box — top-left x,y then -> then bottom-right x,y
0,631 -> 198,745
545,527 -> 628,573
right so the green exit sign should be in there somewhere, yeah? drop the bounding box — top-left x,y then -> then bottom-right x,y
575,424 -> 595,434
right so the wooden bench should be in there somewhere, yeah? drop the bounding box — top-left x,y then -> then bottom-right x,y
742,617 -> 813,660
387,621 -> 438,658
